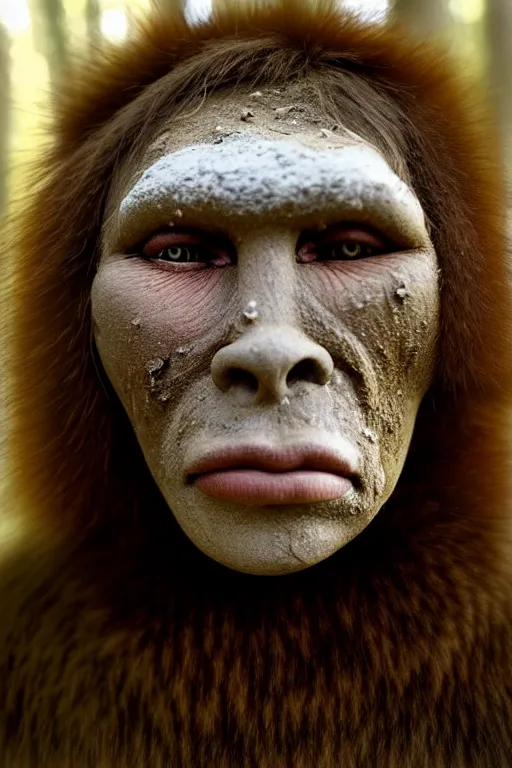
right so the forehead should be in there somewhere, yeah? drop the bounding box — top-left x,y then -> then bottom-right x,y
108,80 -> 409,222
138,82 -> 386,171
103,82 -> 426,252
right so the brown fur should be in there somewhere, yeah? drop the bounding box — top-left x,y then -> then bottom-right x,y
2,1 -> 512,765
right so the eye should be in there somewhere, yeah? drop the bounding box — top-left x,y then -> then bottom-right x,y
160,245 -> 195,262
137,229 -> 235,268
297,224 -> 391,264
338,242 -> 364,259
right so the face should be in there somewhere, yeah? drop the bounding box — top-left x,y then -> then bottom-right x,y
91,84 -> 439,576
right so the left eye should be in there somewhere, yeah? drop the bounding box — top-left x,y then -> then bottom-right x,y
297,224 -> 391,263
320,241 -> 381,260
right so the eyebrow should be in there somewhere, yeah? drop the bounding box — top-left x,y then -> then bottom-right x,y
118,136 -> 428,247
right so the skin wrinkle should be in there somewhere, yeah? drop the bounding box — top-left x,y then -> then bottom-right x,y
299,250 -> 436,500
91,88 -> 440,576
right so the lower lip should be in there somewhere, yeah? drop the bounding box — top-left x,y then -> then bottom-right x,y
194,469 -> 353,505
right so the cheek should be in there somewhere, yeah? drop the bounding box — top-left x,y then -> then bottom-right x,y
90,258 -> 233,416
304,250 -> 439,390
301,250 -> 439,494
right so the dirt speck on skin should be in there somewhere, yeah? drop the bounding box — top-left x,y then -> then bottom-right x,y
146,357 -> 172,403
147,356 -> 169,388
243,300 -> 259,322
147,358 -> 165,378
240,109 -> 254,121
274,105 -> 299,119
362,427 -> 377,443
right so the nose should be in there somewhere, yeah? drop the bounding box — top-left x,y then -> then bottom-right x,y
211,327 -> 334,404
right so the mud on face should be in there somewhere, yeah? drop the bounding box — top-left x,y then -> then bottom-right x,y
91,85 -> 440,576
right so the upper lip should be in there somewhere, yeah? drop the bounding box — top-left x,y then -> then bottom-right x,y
185,443 -> 358,480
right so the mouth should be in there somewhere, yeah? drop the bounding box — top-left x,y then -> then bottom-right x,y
185,443 -> 358,506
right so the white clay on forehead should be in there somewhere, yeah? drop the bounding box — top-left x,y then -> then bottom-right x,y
119,136 -> 427,239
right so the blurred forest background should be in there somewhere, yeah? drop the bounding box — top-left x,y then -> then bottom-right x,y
0,0 -> 511,215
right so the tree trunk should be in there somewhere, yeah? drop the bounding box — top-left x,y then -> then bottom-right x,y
85,0 -> 102,51
484,0 -> 512,172
29,0 -> 68,90
390,0 -> 451,38
0,24 -> 10,218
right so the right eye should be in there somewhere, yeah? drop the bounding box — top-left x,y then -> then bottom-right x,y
139,229 -> 236,268
150,244 -> 213,263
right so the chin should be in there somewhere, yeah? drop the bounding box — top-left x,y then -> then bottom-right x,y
170,493 -> 371,576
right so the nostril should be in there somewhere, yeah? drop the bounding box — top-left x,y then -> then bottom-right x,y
211,331 -> 334,399
226,368 -> 260,394
286,358 -> 329,387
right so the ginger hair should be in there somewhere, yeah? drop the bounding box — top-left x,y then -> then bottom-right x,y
4,0 -> 511,558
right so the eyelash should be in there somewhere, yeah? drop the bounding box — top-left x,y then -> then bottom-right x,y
136,226 -> 391,268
